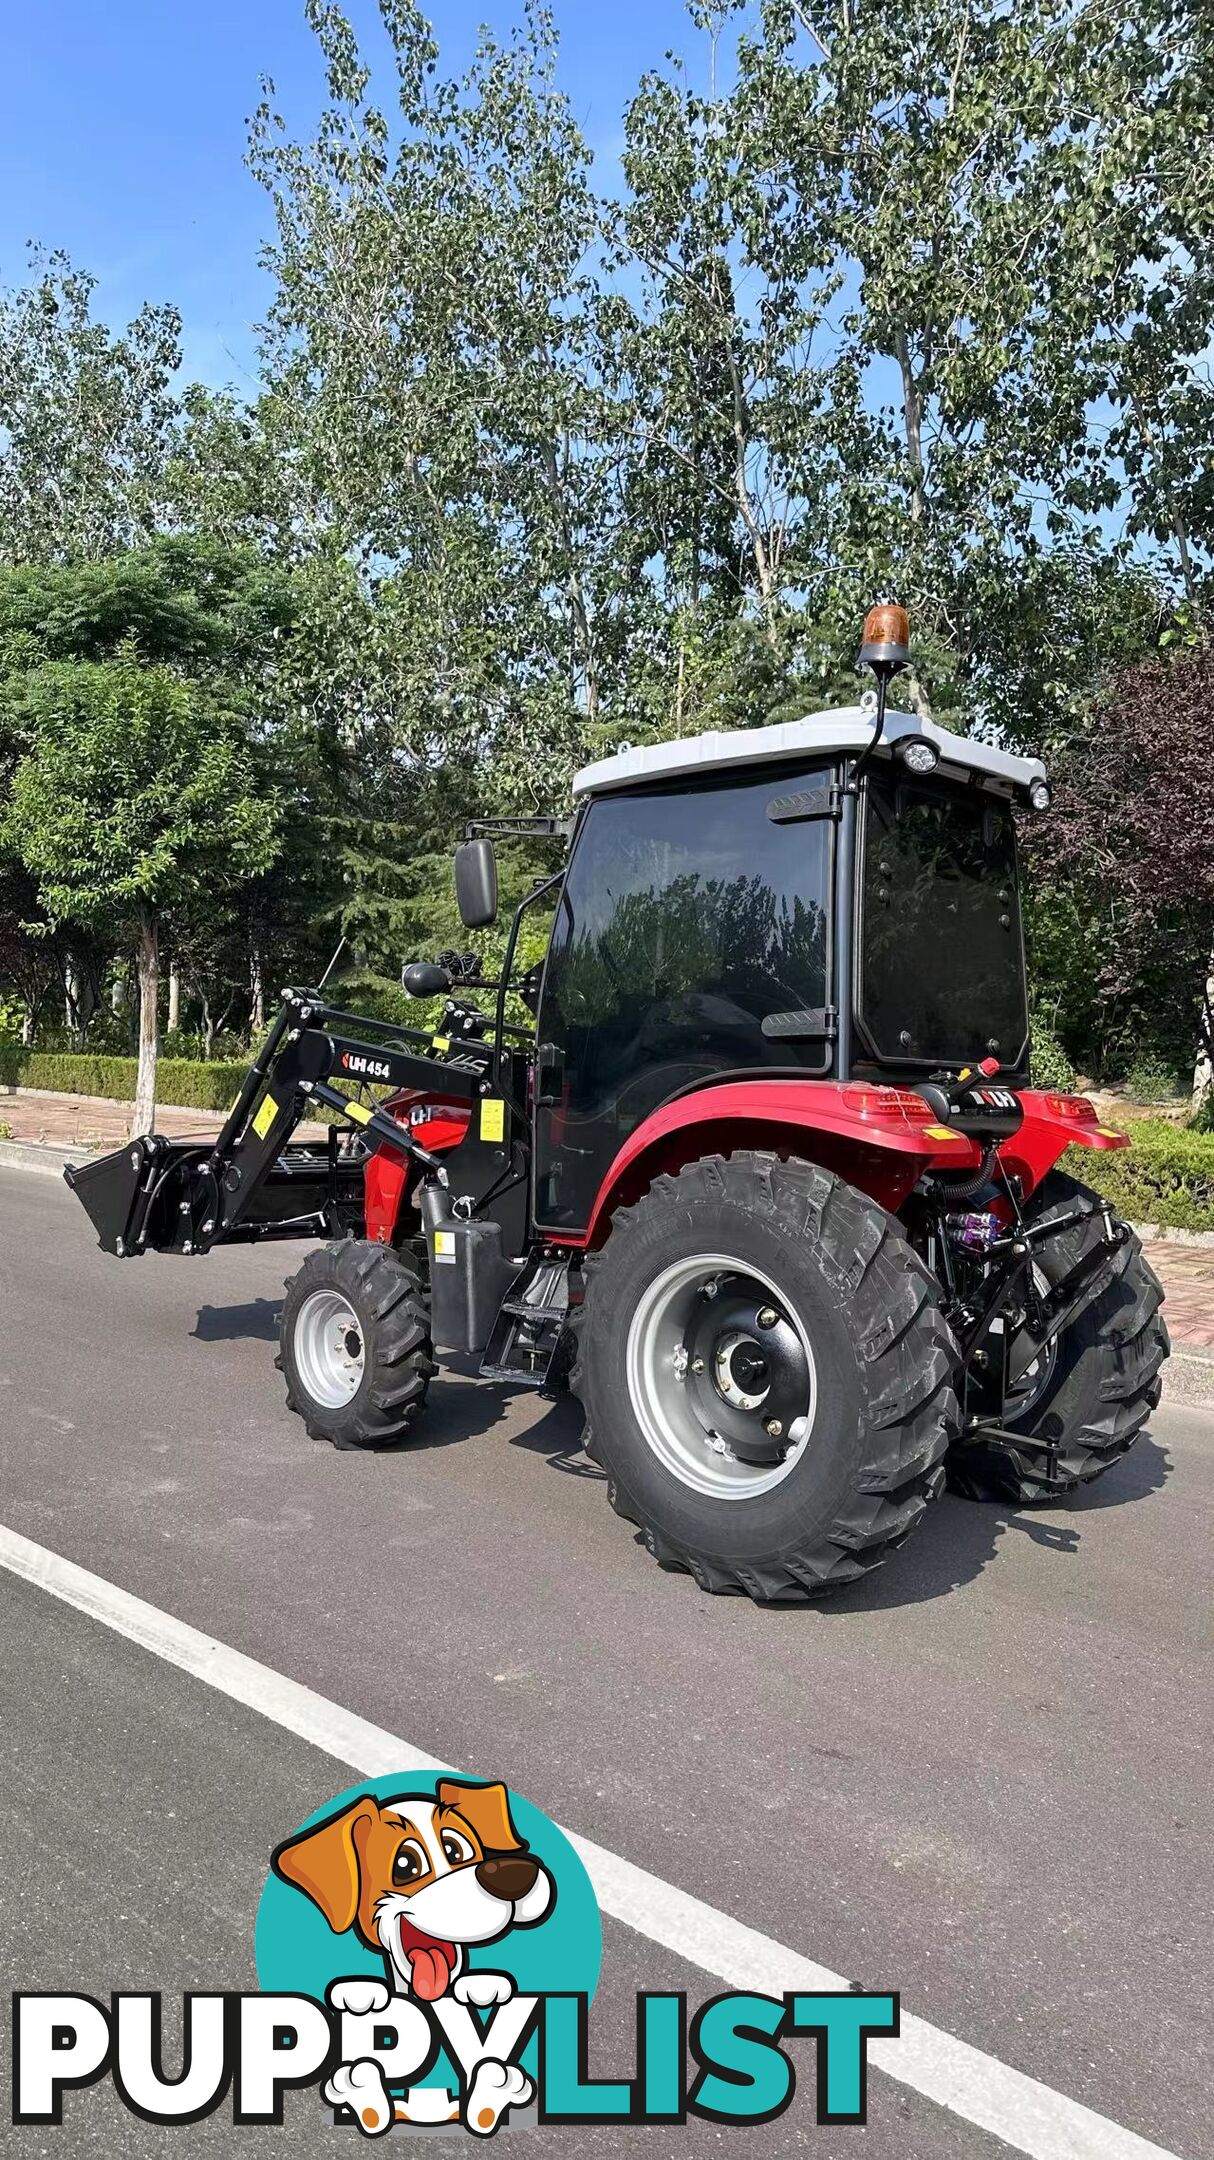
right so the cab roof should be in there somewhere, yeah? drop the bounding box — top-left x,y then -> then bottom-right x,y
572,706 -> 1047,801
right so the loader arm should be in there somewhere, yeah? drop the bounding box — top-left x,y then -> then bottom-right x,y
65,991 -> 483,1260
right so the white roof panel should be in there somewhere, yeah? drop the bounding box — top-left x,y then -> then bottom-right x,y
573,706 -> 1046,799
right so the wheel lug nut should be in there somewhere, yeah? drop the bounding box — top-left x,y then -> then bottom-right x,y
757,1307 -> 778,1328
764,1417 -> 783,1439
691,1357 -> 705,1374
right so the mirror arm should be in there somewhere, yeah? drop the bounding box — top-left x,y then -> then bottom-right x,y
492,869 -> 566,1109
465,815 -> 573,842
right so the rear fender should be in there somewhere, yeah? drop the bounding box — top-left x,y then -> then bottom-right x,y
996,1090 -> 1129,1201
563,1081 -> 983,1249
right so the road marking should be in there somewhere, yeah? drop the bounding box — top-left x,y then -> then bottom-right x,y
0,1519 -> 1182,2160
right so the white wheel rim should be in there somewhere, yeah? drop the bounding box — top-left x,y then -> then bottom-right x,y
625,1253 -> 817,1500
294,1288 -> 365,1409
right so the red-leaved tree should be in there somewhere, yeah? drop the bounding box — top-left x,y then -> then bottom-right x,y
1030,642 -> 1214,1106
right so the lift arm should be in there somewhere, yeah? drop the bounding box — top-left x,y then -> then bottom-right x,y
66,991 -> 481,1259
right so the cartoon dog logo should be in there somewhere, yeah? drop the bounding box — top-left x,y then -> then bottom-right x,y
272,1779 -> 554,2135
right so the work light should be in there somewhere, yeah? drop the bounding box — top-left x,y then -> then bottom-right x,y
896,737 -> 939,775
1027,778 -> 1052,812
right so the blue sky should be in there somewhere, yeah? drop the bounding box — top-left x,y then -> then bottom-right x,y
0,0 -> 710,391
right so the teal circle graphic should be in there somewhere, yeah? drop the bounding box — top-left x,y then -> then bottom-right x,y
255,1771 -> 601,2092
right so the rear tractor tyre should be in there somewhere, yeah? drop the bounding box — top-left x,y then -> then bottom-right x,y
570,1152 -> 959,1601
947,1172 -> 1168,1505
279,1239 -> 435,1451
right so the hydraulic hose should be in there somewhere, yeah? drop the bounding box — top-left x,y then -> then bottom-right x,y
935,1147 -> 997,1203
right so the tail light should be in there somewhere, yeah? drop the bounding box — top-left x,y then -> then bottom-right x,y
841,1085 -> 933,1123
1040,1092 -> 1098,1124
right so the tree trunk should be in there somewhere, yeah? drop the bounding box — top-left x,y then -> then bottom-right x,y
132,918 -> 160,1139
66,955 -> 97,1049
167,961 -> 181,1034
1128,385 -> 1198,606
200,987 -> 235,1061
902,664 -> 933,720
675,638 -> 687,737
721,316 -> 778,644
893,327 -> 929,523
1192,950 -> 1214,1116
539,439 -> 599,718
250,948 -> 265,1033
21,1006 -> 34,1047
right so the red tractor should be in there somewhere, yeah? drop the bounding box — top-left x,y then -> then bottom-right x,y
68,606 -> 1168,1600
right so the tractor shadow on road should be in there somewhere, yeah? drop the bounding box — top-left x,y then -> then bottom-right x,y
514,1395 -> 1174,1601
192,1297 -> 283,1344
408,1362 -> 531,1448
505,1392 -> 607,1479
820,1430 -> 1173,1612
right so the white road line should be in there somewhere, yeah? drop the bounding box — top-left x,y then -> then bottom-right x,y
0,1519 -> 1183,2160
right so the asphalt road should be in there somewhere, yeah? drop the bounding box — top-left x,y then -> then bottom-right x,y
0,1166 -> 1210,2158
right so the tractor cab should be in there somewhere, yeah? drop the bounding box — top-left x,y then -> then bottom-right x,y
523,694 -> 1047,1231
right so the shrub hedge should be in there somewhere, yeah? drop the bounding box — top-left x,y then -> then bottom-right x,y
1029,1019 -> 1076,1092
0,1049 -> 247,1112
1066,1119 -> 1214,1232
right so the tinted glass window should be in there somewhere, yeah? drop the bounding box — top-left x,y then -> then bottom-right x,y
860,775 -> 1027,1066
534,767 -> 832,1228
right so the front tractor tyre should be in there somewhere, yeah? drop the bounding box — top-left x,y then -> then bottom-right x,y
279,1240 -> 435,1450
948,1171 -> 1169,1505
570,1153 -> 959,1601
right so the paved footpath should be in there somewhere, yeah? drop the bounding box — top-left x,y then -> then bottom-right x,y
0,1164 -> 1211,2159
0,1082 -> 225,1148
1145,1243 -> 1214,1350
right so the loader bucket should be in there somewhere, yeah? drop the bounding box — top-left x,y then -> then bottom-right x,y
64,1135 -> 205,1256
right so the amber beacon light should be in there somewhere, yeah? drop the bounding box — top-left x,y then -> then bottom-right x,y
855,600 -> 912,780
858,603 -> 911,675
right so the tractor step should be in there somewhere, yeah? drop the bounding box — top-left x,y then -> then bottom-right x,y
479,1259 -> 571,1391
479,1362 -> 557,1387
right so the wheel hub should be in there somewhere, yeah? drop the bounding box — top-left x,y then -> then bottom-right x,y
625,1255 -> 817,1499
294,1288 -> 366,1410
681,1281 -> 810,1465
713,1331 -> 770,1408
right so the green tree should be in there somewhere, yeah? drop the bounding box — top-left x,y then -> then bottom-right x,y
616,0 -> 1209,747
0,861 -> 59,1045
4,656 -> 280,1131
0,252 -> 182,565
0,533 -> 300,676
603,22 -> 848,736
247,0 -> 624,800
1018,0 -> 1214,599
0,539 -> 338,1047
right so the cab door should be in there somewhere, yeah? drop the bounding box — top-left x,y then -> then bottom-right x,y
532,764 -> 837,1233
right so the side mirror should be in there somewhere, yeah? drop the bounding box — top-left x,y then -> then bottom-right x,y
454,837 -> 498,928
402,961 -> 452,998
